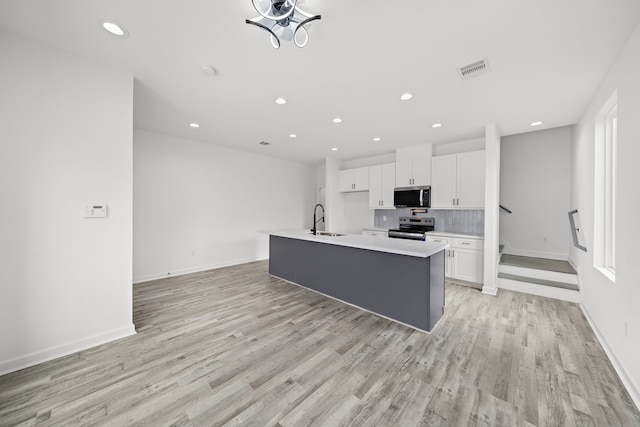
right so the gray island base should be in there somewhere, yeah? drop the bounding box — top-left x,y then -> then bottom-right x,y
268,233 -> 446,332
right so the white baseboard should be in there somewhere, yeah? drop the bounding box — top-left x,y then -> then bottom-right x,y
580,304 -> 640,412
504,248 -> 569,261
481,286 -> 498,296
133,256 -> 268,284
0,324 -> 136,377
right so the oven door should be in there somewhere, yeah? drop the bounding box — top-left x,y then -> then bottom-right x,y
388,230 -> 426,241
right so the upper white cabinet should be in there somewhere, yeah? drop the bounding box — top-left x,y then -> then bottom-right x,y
395,144 -> 432,187
338,167 -> 369,192
431,150 -> 485,209
369,163 -> 396,209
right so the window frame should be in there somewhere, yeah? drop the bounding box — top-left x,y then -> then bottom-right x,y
594,90 -> 617,282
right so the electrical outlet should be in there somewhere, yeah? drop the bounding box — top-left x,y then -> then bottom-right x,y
448,218 -> 453,225
383,215 -> 387,221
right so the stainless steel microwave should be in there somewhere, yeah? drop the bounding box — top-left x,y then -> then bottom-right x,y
393,186 -> 431,208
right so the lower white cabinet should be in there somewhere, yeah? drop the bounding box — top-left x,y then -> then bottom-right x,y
428,233 -> 483,284
362,229 -> 388,237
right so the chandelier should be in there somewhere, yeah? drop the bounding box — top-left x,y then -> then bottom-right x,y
246,0 -> 321,49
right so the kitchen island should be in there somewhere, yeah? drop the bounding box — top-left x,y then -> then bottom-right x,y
268,230 -> 447,332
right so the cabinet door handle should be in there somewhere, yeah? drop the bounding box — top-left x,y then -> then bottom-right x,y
457,198 -> 460,205
461,242 -> 471,245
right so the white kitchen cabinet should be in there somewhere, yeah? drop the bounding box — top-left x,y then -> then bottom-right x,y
428,235 -> 452,276
428,233 -> 483,284
338,167 -> 369,192
431,154 -> 456,207
431,150 -> 485,209
395,144 -> 432,187
362,229 -> 388,237
451,248 -> 484,283
369,163 -> 396,209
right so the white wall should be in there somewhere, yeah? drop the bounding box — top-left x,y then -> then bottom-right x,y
500,126 -> 572,260
482,124 -> 501,295
433,137 -> 485,156
133,129 -> 316,282
0,32 -> 135,375
571,21 -> 640,408
343,192 -> 374,233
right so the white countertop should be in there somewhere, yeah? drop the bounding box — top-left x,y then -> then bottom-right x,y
361,227 -> 389,232
267,230 -> 446,258
426,231 -> 484,240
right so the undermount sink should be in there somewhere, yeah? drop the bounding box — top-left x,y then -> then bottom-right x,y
310,231 -> 345,237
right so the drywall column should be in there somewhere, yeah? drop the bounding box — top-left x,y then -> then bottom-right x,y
482,123 -> 501,295
324,157 -> 345,233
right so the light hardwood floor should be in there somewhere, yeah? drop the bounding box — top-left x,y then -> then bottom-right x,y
1,260 -> 638,426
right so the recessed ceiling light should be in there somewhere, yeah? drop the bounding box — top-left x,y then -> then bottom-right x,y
400,93 -> 413,101
431,123 -> 442,128
200,65 -> 217,77
373,137 -> 381,142
530,121 -> 543,126
102,22 -> 127,37
275,98 -> 287,105
331,147 -> 338,151
289,134 -> 297,138
333,118 -> 342,123
189,123 -> 200,128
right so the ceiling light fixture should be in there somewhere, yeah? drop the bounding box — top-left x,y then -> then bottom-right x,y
289,134 -> 297,138
431,123 -> 442,128
246,0 -> 321,49
333,118 -> 342,123
189,123 -> 200,128
400,93 -> 413,101
200,65 -> 218,77
530,121 -> 543,126
373,137 -> 381,142
102,22 -> 127,37
331,147 -> 338,151
275,97 -> 287,104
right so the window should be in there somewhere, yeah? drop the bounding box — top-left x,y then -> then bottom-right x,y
594,91 -> 617,281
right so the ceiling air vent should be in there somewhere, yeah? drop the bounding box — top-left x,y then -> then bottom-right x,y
259,141 -> 272,146
457,58 -> 491,81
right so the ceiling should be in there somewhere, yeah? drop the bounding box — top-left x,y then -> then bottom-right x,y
1,0 -> 639,165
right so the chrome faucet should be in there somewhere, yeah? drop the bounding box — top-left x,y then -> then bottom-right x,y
312,203 -> 325,235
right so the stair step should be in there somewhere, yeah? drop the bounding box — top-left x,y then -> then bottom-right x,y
497,272 -> 579,291
498,264 -> 578,285
497,276 -> 579,303
499,254 -> 576,274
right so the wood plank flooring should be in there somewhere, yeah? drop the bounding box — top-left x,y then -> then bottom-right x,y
1,260 -> 638,426
500,254 -> 577,275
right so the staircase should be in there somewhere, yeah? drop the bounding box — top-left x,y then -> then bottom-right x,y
497,254 -> 579,303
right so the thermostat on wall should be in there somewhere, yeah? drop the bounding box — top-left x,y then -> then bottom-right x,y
84,204 -> 108,218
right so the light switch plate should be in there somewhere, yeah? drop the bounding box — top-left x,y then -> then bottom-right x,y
84,204 -> 108,218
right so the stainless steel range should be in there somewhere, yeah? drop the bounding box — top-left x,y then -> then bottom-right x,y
388,217 -> 435,241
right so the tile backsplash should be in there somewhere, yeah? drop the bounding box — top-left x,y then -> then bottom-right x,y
374,209 -> 485,234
